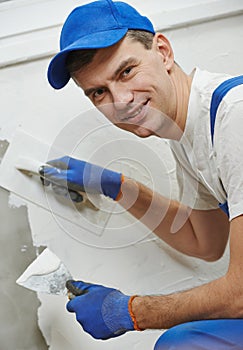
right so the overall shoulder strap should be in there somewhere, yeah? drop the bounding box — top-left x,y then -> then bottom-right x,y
209,75 -> 243,217
210,75 -> 243,145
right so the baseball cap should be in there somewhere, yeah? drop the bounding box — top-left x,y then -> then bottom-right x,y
47,0 -> 155,89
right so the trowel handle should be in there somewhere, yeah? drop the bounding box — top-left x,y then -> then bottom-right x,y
66,280 -> 87,299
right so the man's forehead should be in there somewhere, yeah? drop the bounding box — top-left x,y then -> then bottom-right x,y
73,38 -> 144,86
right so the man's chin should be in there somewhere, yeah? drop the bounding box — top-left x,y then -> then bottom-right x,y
115,122 -> 154,138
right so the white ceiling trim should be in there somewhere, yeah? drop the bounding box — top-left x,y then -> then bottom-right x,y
0,0 -> 243,68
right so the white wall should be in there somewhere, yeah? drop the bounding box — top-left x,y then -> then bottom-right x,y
0,1 -> 243,349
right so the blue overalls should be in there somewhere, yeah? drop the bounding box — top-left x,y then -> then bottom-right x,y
154,76 -> 243,350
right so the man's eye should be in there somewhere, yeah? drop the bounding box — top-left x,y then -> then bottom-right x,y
94,88 -> 104,98
122,67 -> 132,77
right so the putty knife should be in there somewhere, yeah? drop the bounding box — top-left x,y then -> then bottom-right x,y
16,248 -> 73,296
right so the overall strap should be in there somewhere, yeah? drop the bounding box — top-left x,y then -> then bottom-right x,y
209,75 -> 243,217
210,75 -> 243,145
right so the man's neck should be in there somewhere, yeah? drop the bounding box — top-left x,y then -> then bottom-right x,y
171,64 -> 193,138
154,64 -> 193,141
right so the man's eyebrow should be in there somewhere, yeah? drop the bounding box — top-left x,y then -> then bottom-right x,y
112,57 -> 138,80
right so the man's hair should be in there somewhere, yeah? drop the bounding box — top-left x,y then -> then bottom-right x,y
65,30 -> 154,74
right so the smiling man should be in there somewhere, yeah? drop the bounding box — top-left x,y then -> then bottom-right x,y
42,0 -> 243,349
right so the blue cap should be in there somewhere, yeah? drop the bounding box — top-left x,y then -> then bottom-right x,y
47,0 -> 155,89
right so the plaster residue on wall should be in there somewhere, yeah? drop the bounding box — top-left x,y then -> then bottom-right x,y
0,139 -> 9,160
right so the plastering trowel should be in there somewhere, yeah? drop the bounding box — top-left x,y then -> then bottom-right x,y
15,156 -> 97,208
16,248 -> 84,298
0,129 -> 109,236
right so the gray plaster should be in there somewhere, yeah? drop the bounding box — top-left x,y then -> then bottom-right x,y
0,186 -> 48,350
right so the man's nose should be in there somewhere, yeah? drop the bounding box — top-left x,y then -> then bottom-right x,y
111,86 -> 134,110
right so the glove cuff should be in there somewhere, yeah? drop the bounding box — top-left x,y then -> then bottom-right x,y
114,174 -> 125,201
101,169 -> 124,200
101,291 -> 134,336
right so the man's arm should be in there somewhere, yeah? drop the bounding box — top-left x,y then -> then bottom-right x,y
119,177 -> 229,261
64,217 -> 241,338
40,157 -> 229,260
131,215 -> 243,329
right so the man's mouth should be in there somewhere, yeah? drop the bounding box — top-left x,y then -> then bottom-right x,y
120,100 -> 150,123
122,106 -> 143,121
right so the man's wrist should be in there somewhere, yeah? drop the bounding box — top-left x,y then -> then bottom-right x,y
129,295 -> 147,331
116,177 -> 140,208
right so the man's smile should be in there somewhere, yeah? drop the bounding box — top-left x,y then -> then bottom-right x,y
119,99 -> 150,124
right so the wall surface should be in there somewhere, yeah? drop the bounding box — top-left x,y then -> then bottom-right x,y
0,1 -> 243,349
0,187 -> 47,350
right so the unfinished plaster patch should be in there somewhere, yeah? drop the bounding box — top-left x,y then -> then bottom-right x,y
0,186 -> 48,350
8,192 -> 28,208
0,139 -> 9,162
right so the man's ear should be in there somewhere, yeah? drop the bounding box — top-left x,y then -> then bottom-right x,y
153,33 -> 174,71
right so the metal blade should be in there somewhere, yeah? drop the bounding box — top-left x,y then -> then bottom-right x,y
16,248 -> 72,295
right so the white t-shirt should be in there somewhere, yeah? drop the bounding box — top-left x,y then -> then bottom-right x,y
169,68 -> 243,220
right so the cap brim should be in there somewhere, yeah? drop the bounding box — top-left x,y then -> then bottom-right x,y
48,28 -> 128,89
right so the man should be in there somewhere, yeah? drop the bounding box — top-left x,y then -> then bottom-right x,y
42,0 -> 243,348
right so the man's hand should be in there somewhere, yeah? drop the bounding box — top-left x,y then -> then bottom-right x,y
66,280 -> 137,340
39,156 -> 123,201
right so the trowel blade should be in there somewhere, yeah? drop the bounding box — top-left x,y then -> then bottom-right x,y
16,248 -> 72,295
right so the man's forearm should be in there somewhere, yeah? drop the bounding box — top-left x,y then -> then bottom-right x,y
118,176 -> 190,234
131,273 -> 241,330
118,177 -> 229,260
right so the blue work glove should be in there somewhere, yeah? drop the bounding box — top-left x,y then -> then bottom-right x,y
66,280 -> 138,340
39,156 -> 124,201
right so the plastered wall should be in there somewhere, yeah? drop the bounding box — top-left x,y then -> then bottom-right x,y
0,1 -> 243,349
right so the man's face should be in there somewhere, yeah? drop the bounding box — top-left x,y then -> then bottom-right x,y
73,33 -> 177,138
